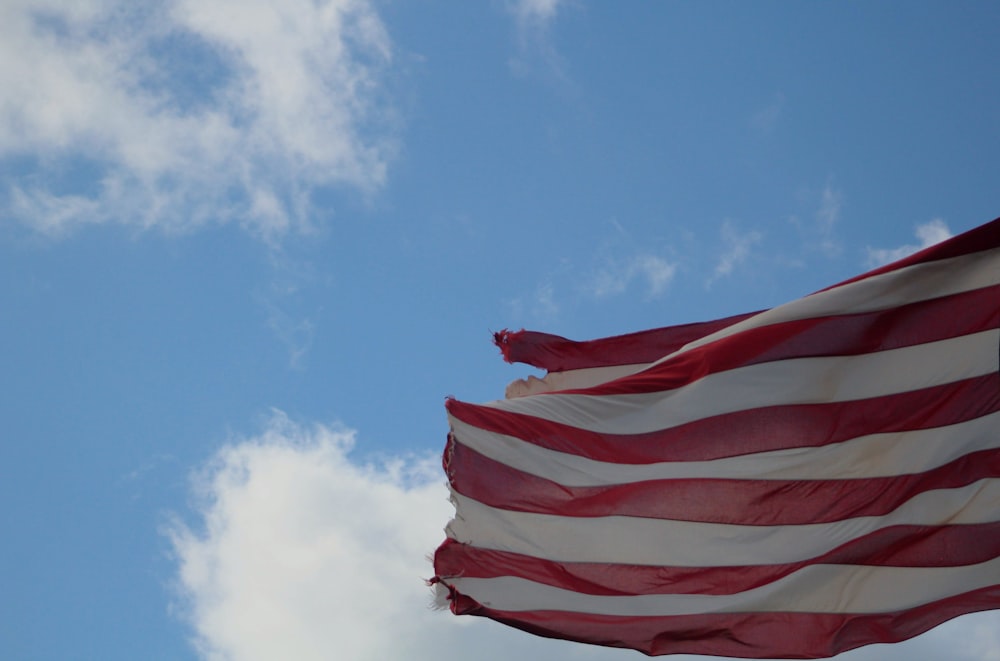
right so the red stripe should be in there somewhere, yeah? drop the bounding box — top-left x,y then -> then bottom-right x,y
446,442 -> 1000,525
448,372 -> 1000,464
447,584 -> 1000,658
493,311 -> 756,372
435,523 -> 1000,598
568,284 -> 1000,397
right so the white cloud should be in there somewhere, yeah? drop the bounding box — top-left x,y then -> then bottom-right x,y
167,411 -> 621,661
0,0 -> 396,240
866,218 -> 954,267
708,220 -> 763,286
168,412 -> 448,661
168,411 -> 1000,661
592,254 -> 676,299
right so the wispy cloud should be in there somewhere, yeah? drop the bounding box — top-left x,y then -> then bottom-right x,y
592,254 -> 676,299
504,0 -> 567,78
261,299 -> 316,370
506,280 -> 561,323
815,183 -> 842,256
532,281 -> 560,319
866,218 -> 953,267
707,220 -> 762,287
506,220 -> 677,323
256,253 -> 329,369
1,0 -> 396,241
789,182 -> 842,258
750,92 -> 785,134
508,0 -> 562,25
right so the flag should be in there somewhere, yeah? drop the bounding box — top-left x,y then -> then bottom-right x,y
432,217 -> 1000,658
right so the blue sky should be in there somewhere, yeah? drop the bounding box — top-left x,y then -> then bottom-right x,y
2,1 -> 999,659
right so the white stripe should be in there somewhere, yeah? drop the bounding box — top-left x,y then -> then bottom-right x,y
446,555 -> 1000,615
667,245 -> 1000,360
486,329 -> 999,435
450,409 -> 1000,487
505,363 -> 647,398
447,479 -> 1000,567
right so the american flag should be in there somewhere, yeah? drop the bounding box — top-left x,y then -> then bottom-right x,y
432,217 -> 1000,658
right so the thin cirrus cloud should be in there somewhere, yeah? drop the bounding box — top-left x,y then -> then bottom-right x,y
505,0 -> 567,77
0,0 -> 396,241
866,218 -> 954,267
707,220 -> 763,286
508,0 -> 563,26
815,183 -> 842,256
788,182 -> 843,258
592,254 -> 677,299
750,92 -> 785,134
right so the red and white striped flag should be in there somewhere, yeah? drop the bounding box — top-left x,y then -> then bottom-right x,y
432,217 -> 1000,658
